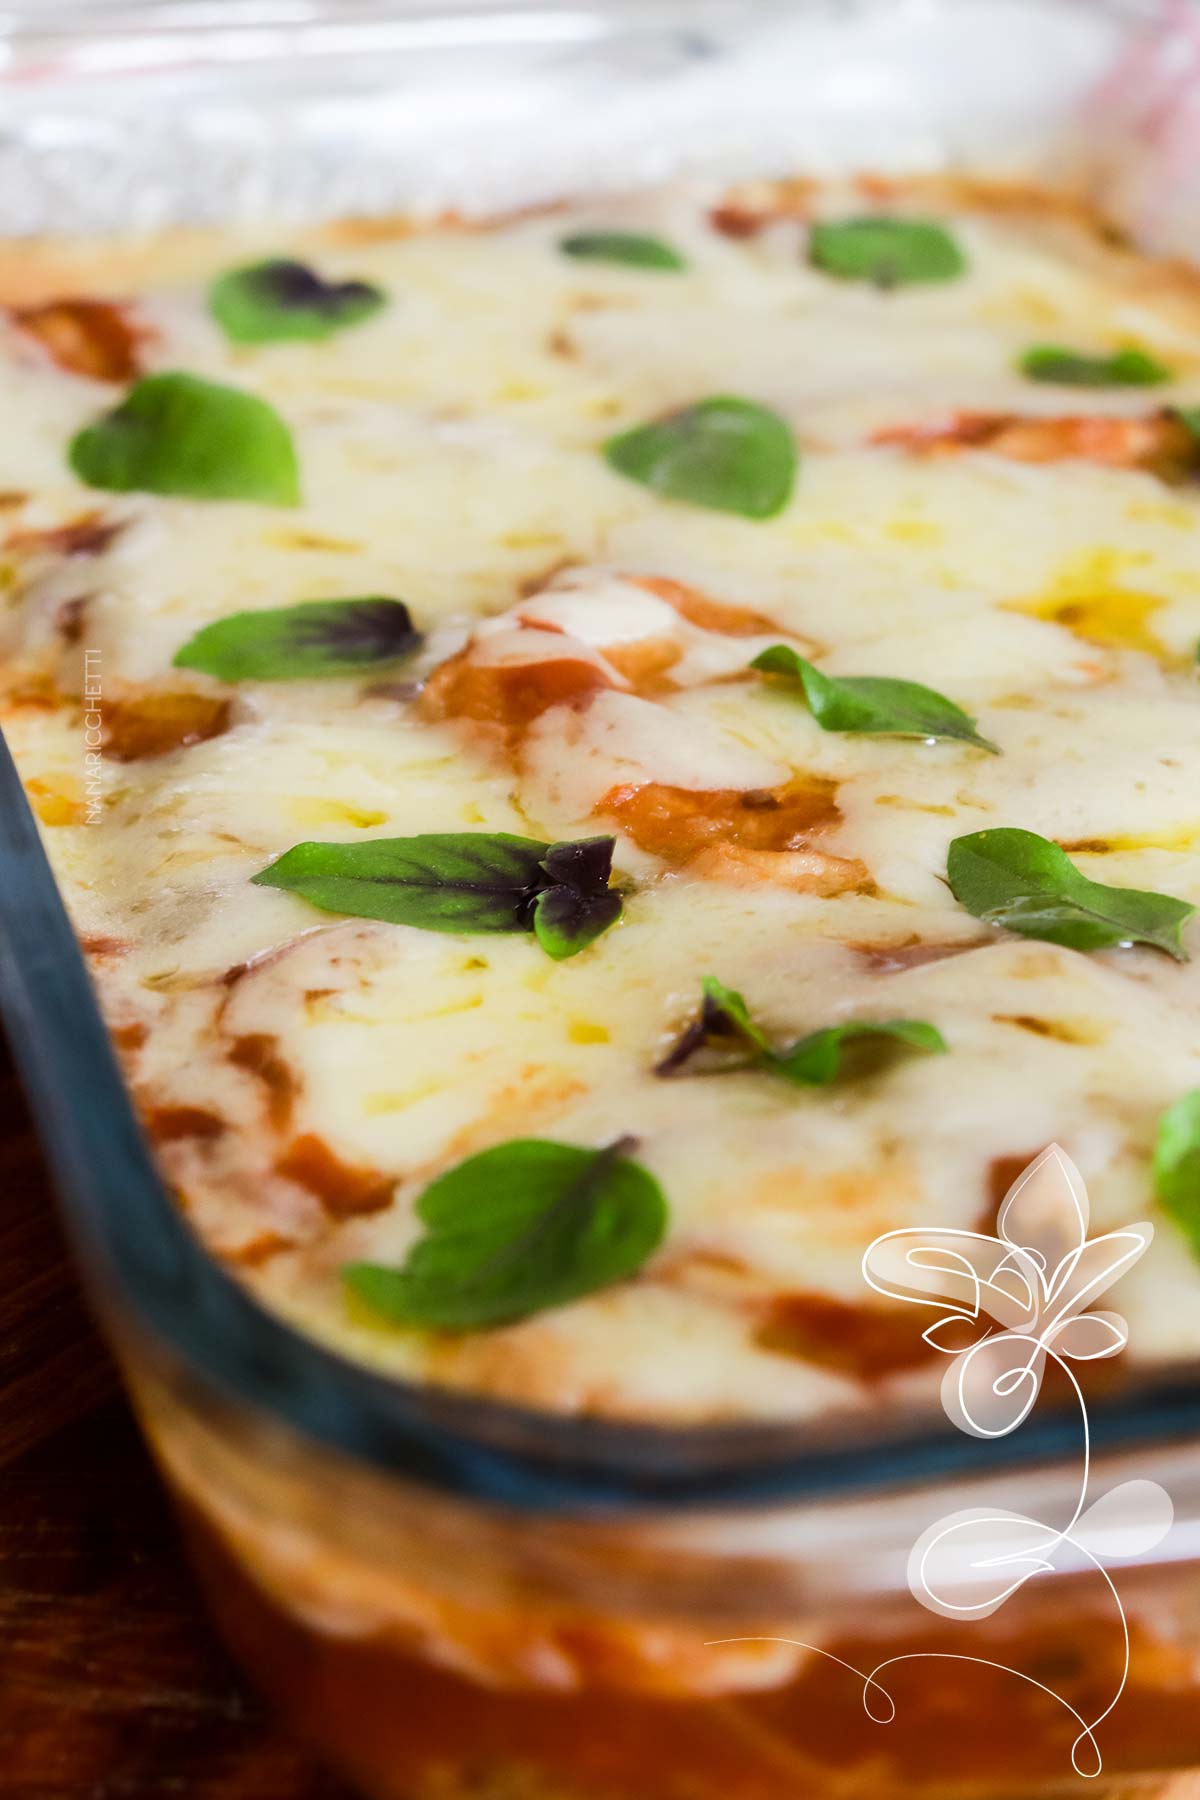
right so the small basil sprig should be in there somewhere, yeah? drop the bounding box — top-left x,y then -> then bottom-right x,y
173,598 -> 421,682
604,395 -> 797,520
210,258 -> 387,344
560,231 -> 686,272
752,645 -> 998,752
253,831 -> 622,959
70,372 -> 300,506
947,828 -> 1194,960
809,217 -> 966,287
526,839 -> 624,958
345,1137 -> 667,1330
658,975 -> 946,1086
1019,344 -> 1171,388
1155,1090 -> 1200,1257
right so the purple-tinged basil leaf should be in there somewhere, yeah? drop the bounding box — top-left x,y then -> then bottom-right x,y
532,883 -> 623,960
659,975 -> 946,1085
656,974 -> 768,1075
539,835 -> 616,894
531,836 -> 624,957
210,259 -> 387,345
173,598 -> 421,681
253,830 -> 623,956
699,975 -> 774,1056
253,833 -> 550,933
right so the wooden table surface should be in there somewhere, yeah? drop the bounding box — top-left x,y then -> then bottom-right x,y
0,1033 -> 354,1799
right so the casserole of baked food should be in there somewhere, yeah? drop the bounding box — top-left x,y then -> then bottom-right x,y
6,175 -> 1200,1424
8,4 -> 1200,1797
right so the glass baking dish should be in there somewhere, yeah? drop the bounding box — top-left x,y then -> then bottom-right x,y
6,1 -> 1200,1794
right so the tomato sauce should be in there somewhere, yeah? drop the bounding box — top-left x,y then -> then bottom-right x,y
102,691 -> 231,762
422,645 -> 615,747
601,779 -> 840,864
275,1133 -> 396,1219
873,411 -> 1195,479
180,1502 -> 1200,1800
13,298 -> 144,382
755,1293 -> 941,1382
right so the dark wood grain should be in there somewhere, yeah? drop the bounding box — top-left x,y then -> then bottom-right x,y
0,1033 -> 354,1799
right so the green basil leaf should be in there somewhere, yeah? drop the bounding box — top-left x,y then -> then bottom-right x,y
809,217 -> 966,288
210,258 -> 386,344
560,231 -> 686,272
947,828 -> 1194,960
604,396 -> 797,520
1019,344 -> 1172,388
1155,1090 -> 1200,1256
772,1019 -> 948,1086
69,372 -> 300,507
173,598 -> 421,681
252,832 -> 549,931
253,830 -> 623,953
658,975 -> 946,1086
1176,407 -> 1200,445
752,645 -> 998,752
344,1138 -> 667,1330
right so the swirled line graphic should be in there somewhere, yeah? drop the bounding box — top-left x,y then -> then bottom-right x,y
713,1147 -> 1173,1780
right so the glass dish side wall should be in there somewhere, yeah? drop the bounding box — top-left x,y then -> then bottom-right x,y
129,1344 -> 1200,1798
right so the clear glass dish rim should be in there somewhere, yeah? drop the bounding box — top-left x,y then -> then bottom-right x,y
2,0 -> 1198,1518
0,0 -> 1159,92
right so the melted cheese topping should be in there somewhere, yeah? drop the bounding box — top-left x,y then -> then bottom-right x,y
7,179 -> 1200,1424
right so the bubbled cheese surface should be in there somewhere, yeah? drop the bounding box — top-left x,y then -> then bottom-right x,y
6,180 -> 1200,1422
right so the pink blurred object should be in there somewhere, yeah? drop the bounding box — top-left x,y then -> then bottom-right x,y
1080,0 -> 1200,250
